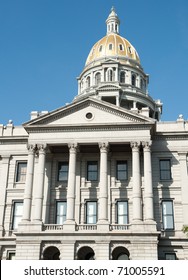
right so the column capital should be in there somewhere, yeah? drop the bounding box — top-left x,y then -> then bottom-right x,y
142,141 -> 152,151
27,144 -> 36,154
130,141 -> 140,150
37,144 -> 47,154
99,142 -> 109,152
68,143 -> 78,153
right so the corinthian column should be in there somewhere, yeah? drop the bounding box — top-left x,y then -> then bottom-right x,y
22,144 -> 36,221
65,143 -> 77,223
143,141 -> 154,221
98,142 -> 109,223
33,144 -> 47,221
131,142 -> 142,221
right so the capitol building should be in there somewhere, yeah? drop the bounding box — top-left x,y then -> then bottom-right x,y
0,8 -> 188,260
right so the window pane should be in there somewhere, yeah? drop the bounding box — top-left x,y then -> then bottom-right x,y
162,201 -> 174,229
87,162 -> 98,181
117,201 -> 128,224
86,202 -> 97,224
58,162 -> 68,181
12,202 -> 23,229
117,161 -> 127,180
16,162 -> 27,182
160,160 -> 171,180
56,202 -> 67,224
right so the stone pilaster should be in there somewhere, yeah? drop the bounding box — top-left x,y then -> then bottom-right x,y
0,155 -> 10,236
178,152 -> 188,225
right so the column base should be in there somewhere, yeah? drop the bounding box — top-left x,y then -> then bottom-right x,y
97,220 -> 110,231
17,220 -> 43,232
63,220 -> 76,231
131,220 -> 157,232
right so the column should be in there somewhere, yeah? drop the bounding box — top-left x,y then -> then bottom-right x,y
178,152 -> 188,224
22,144 -> 36,221
0,155 -> 10,236
131,142 -> 142,221
33,144 -> 47,221
98,142 -> 109,224
143,141 -> 154,221
65,143 -> 77,223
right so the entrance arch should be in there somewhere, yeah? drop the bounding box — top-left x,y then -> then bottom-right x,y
77,246 -> 95,260
112,246 -> 130,260
43,246 -> 60,260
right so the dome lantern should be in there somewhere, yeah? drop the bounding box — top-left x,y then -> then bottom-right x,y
106,6 -> 120,35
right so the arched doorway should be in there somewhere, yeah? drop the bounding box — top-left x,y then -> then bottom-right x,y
77,246 -> 95,260
43,246 -> 60,260
112,246 -> 130,260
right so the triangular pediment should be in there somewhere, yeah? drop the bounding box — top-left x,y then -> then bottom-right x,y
23,97 -> 155,131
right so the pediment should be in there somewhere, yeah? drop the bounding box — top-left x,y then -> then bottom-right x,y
23,98 -> 155,131
98,84 -> 121,91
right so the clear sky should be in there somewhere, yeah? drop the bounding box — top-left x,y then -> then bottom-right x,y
0,0 -> 188,125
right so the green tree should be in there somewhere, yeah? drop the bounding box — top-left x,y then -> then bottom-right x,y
183,225 -> 188,236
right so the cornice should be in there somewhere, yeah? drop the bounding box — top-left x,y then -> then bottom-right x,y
153,133 -> 188,141
25,123 -> 153,134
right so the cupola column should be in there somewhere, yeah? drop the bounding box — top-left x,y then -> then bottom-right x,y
131,142 -> 142,221
22,144 -> 36,221
142,141 -> 154,220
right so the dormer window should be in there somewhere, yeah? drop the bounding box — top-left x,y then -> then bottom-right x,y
119,44 -> 124,51
99,45 -> 103,52
109,44 -> 113,50
128,47 -> 132,54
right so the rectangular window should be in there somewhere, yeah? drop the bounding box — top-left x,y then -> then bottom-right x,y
56,201 -> 67,224
12,202 -> 23,230
86,201 -> 97,224
16,162 -> 27,182
116,161 -> 128,180
58,162 -> 69,181
117,201 -> 128,224
87,161 -> 98,181
165,253 -> 176,260
160,159 -> 171,180
162,200 -> 174,230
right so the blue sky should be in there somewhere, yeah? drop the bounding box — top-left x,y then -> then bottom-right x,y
0,0 -> 188,125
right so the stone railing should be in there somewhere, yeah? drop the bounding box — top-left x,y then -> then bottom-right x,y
42,224 -> 130,231
43,224 -> 64,231
76,224 -> 97,231
109,224 -> 130,231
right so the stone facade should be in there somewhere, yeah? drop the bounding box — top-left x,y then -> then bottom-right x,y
0,8 -> 188,260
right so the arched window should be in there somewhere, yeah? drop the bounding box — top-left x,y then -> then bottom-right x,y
77,246 -> 95,260
99,45 -> 103,52
119,44 -> 124,51
131,74 -> 136,86
140,78 -> 143,89
86,76 -> 91,88
95,72 -> 101,85
107,69 -> 114,81
43,246 -> 60,260
112,246 -> 130,260
120,71 -> 126,83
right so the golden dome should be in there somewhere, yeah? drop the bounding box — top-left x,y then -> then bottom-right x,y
85,34 -> 140,66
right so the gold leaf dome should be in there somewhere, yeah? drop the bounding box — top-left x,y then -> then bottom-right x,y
85,33 -> 140,66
